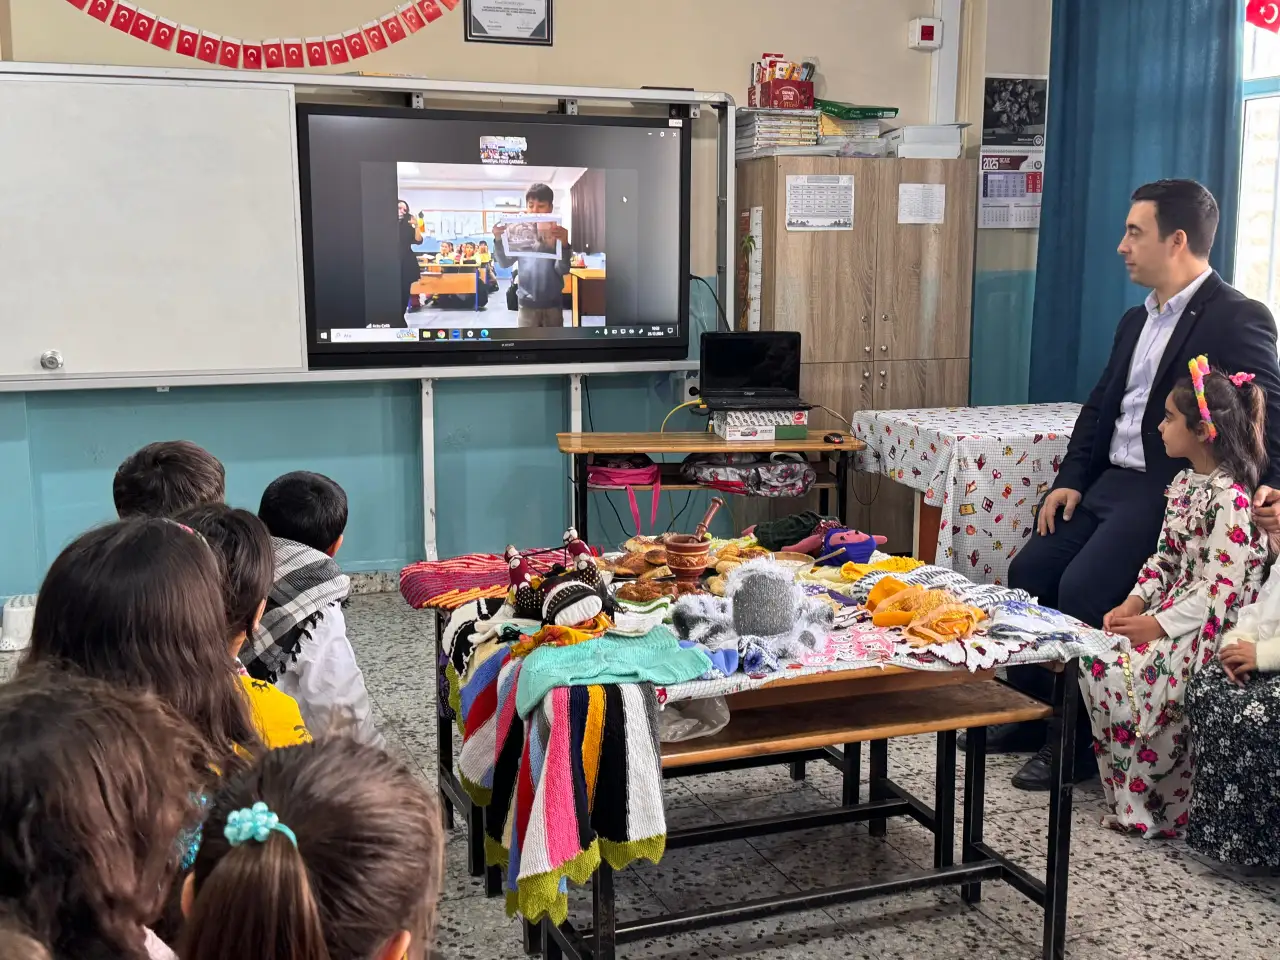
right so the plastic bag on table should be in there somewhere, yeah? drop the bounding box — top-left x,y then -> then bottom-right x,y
658,696 -> 730,742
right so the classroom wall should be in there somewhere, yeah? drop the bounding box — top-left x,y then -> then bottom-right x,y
0,0 -> 939,596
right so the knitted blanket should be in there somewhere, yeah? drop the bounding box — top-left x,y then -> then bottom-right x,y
400,550 -> 563,610
243,538 -> 349,683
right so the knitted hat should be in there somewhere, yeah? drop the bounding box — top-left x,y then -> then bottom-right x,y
542,578 -> 603,627
508,550 -> 545,620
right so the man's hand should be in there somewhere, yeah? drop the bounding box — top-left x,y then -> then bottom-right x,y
1037,487 -> 1082,536
1220,640 -> 1258,686
1103,595 -> 1144,633
493,223 -> 506,238
550,224 -> 569,245
1255,486 -> 1280,538
1107,615 -> 1166,645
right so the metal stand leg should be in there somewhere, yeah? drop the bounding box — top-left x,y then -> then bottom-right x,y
836,452 -> 851,526
961,725 -> 987,903
842,741 -> 861,806
868,739 -> 889,837
542,918 -> 563,960
574,453 -> 590,546
523,919 -> 542,956
593,863 -> 617,960
467,800 -> 485,878
434,611 -> 455,831
819,486 -> 831,516
1043,664 -> 1079,960
933,730 -> 957,868
483,802 -> 502,897
789,760 -> 807,781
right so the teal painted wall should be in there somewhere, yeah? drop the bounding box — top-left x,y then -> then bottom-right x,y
0,283 -> 720,597
969,268 -> 1038,406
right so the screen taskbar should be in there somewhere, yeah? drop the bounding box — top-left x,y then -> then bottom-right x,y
323,325 -> 679,344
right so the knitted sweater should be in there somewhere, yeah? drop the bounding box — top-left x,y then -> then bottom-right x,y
1223,567 -> 1280,673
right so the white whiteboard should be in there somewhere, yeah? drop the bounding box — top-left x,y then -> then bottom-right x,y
0,75 -> 306,380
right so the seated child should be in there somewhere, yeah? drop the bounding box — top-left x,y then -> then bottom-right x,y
113,440 -> 225,518
175,503 -> 312,748
23,517 -> 261,774
1186,554 -> 1280,868
1080,361 -> 1269,838
178,739 -> 444,960
246,471 -> 383,746
0,667 -> 209,960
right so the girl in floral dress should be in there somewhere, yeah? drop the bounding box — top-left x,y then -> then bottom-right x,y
1079,359 -> 1269,838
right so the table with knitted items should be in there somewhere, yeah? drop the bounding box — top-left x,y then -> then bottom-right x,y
851,402 -> 1080,585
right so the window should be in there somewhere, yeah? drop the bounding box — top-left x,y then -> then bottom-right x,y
1237,28 -> 1280,314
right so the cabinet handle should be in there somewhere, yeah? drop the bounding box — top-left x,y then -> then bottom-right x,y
862,370 -> 870,378
879,382 -> 887,390
879,370 -> 887,376
40,350 -> 64,371
881,313 -> 890,321
879,345 -> 887,352
860,315 -> 869,323
864,346 -> 871,354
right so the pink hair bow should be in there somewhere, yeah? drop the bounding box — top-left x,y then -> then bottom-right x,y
1229,372 -> 1256,387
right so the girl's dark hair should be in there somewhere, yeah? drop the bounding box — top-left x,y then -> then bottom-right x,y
180,740 -> 444,960
1170,367 -> 1268,489
0,667 -> 208,960
21,518 -> 261,773
175,504 -> 275,640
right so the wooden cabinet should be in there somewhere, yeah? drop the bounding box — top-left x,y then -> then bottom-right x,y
736,155 -> 976,551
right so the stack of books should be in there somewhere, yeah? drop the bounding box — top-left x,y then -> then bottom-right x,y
880,124 -> 967,159
735,109 -> 820,160
817,113 -> 885,157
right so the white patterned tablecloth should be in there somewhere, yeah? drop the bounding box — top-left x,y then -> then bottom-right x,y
852,403 -> 1081,585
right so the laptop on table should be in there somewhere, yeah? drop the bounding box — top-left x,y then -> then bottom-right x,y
699,331 -> 813,411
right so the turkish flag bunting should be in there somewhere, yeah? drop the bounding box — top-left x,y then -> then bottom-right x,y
382,13 -> 407,42
364,22 -> 388,51
1247,0 -> 1280,32
86,0 -> 113,22
305,38 -> 328,67
419,0 -> 443,23
400,4 -> 425,32
151,18 -> 177,49
196,32 -> 221,63
242,44 -> 263,69
283,40 -> 305,67
325,35 -> 349,64
262,39 -> 284,67
344,29 -> 369,58
109,2 -> 136,32
130,8 -> 156,40
65,0 -> 90,11
438,0 -> 458,10
175,26 -> 200,56
218,37 -> 242,68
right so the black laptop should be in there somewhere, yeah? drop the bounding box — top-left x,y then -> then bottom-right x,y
699,331 -> 813,411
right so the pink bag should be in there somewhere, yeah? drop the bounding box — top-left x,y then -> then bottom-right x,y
587,454 -> 662,535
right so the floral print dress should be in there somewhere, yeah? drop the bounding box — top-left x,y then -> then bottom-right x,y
1078,469 -> 1266,838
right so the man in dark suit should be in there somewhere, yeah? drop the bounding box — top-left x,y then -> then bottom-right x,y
988,179 -> 1280,790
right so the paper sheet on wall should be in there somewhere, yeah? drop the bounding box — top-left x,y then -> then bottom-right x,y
785,174 -> 854,231
897,183 -> 945,224
747,206 -> 763,330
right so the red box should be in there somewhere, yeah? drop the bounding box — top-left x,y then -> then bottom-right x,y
747,80 -> 814,109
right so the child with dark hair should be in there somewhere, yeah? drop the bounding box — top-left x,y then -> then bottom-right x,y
492,181 -> 572,328
248,471 -> 382,746
1079,358 -> 1269,838
21,518 -> 261,776
113,441 -> 226,518
0,667 -> 210,960
178,739 -> 444,960
175,504 -> 311,748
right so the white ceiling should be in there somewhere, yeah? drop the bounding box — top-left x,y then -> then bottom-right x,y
397,163 -> 586,191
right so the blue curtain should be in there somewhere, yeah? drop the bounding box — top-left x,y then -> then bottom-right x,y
1027,0 -> 1245,402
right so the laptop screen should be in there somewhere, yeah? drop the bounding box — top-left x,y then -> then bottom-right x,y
700,332 -> 802,394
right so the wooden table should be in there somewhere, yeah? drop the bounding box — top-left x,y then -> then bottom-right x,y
569,267 -> 606,326
412,267 -> 484,306
556,429 -> 864,544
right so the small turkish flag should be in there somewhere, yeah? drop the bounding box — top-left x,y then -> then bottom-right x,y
344,30 -> 369,58
242,44 -> 263,69
218,38 -> 242,68
382,14 -> 407,42
363,22 -> 388,51
1248,0 -> 1280,32
197,32 -> 221,63
438,0 -> 457,10
130,8 -> 155,40
151,18 -> 176,48
175,26 -> 199,56
400,4 -> 425,32
325,35 -> 349,64
283,39 -> 305,67
109,2 -> 135,32
86,0 -> 113,22
419,0 -> 443,23
305,38 -> 328,67
262,39 -> 284,67
65,0 -> 89,11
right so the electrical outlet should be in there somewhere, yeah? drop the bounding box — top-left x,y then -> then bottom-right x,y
682,373 -> 700,401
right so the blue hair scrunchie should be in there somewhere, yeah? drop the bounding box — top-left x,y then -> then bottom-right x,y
224,801 -> 298,848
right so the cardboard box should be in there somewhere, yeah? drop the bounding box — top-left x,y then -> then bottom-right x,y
748,80 -> 815,110
712,409 -> 810,429
713,422 -> 810,442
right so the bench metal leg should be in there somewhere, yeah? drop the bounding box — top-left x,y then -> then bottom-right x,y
1043,663 -> 1079,960
434,611 -> 456,832
842,741 -> 861,806
593,863 -> 617,960
542,918 -> 563,960
789,760 -> 807,781
868,739 -> 889,837
523,919 -> 542,956
961,725 -> 987,903
933,730 -> 956,868
467,801 -> 485,877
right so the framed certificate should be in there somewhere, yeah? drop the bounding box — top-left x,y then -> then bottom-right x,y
464,0 -> 552,45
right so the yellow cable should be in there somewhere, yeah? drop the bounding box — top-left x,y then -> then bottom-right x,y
661,399 -> 704,432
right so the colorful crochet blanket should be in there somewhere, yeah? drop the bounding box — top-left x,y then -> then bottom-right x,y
400,549 -> 564,610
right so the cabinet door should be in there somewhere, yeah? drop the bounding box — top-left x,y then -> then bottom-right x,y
872,159 -> 977,361
864,359 -> 970,554
800,360 -> 874,432
770,158 -> 878,363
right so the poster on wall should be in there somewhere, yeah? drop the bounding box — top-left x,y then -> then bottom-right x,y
979,74 -> 1047,230
465,0 -> 552,45
784,175 -> 854,231
736,207 -> 765,330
